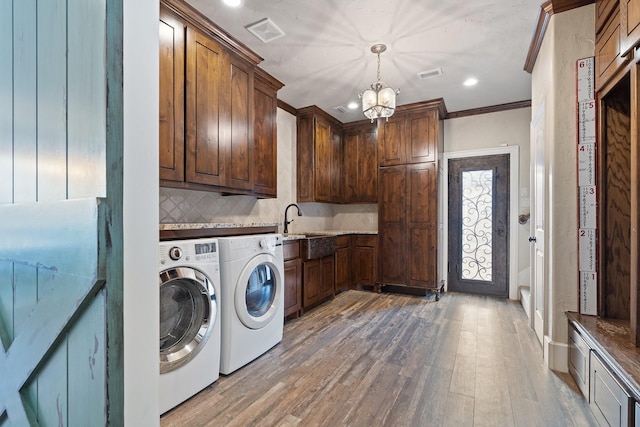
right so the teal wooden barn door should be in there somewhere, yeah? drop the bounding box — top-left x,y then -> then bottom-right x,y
0,200 -> 108,426
0,0 -> 118,424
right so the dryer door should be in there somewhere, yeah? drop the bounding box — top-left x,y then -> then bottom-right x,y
159,266 -> 217,373
235,254 -> 283,329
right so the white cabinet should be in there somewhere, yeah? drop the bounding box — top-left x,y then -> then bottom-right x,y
569,325 -> 591,399
590,353 -> 632,427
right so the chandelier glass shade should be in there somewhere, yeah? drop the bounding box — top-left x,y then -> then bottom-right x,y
361,44 -> 398,122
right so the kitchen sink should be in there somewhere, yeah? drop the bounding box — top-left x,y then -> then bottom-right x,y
299,235 -> 336,260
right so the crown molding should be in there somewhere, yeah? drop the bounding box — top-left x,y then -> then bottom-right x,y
524,0 -> 595,73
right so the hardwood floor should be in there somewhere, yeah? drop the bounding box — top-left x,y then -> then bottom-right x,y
160,290 -> 597,426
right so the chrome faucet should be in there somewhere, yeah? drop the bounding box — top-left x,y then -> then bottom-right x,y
283,203 -> 303,234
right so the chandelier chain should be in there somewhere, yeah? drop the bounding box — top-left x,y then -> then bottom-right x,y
376,52 -> 381,83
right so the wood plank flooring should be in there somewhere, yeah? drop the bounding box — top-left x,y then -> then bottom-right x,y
160,291 -> 597,427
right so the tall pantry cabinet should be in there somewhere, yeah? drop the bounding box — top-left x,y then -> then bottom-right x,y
377,100 -> 445,298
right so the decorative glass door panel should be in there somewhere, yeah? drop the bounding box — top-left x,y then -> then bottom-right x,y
461,169 -> 493,282
448,155 -> 509,297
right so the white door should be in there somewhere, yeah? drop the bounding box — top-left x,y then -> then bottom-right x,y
530,105 -> 546,346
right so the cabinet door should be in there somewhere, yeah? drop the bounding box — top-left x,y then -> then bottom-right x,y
596,9 -> 630,91
378,114 -> 406,166
407,163 -> 437,288
621,0 -> 640,56
330,126 -> 342,202
227,54 -> 254,191
253,78 -> 278,197
379,165 -> 407,285
284,258 -> 301,317
335,246 -> 351,291
321,255 -> 335,298
314,118 -> 332,202
303,259 -> 321,308
342,131 -> 359,202
185,26 -> 227,186
407,109 -> 437,163
296,114 -> 315,202
590,353 -> 632,427
568,325 -> 590,399
353,246 -> 377,286
343,125 -> 377,203
360,127 -> 378,202
159,7 -> 185,182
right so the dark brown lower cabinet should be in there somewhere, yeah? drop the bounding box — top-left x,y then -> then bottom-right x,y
302,255 -> 335,311
352,235 -> 377,286
335,235 -> 351,292
283,240 -> 302,318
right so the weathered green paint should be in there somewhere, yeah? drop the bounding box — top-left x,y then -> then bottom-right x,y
0,0 -> 127,424
104,0 -> 126,422
68,0 -> 107,199
0,0 -> 13,204
37,0 -> 68,202
12,0 -> 37,203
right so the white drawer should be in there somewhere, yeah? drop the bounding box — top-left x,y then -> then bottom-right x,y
569,325 -> 591,399
590,353 -> 632,427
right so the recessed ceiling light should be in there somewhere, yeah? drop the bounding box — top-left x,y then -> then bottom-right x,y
347,102 -> 359,109
463,77 -> 478,87
222,0 -> 242,7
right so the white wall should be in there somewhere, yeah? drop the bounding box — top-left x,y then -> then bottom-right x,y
123,0 -> 160,424
531,5 -> 594,370
444,108 -> 532,284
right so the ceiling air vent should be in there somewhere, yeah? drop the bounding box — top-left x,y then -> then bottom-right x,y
417,67 -> 443,80
246,18 -> 285,43
333,106 -> 347,114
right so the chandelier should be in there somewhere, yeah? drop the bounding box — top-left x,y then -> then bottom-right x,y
360,44 -> 399,122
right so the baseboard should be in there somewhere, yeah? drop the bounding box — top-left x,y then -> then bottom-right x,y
519,286 -> 531,319
544,336 -> 569,372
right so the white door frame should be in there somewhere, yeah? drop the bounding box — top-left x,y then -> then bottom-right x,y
441,146 -> 520,300
530,103 -> 546,346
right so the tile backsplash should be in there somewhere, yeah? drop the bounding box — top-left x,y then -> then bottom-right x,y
159,109 -> 378,233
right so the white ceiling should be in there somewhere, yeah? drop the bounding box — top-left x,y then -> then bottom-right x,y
186,0 -> 541,122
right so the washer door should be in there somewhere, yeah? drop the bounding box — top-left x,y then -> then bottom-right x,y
234,254 -> 282,330
159,267 -> 217,374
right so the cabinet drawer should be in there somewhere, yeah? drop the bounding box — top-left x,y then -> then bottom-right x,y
590,353 -> 633,427
569,325 -> 590,399
283,240 -> 300,261
335,235 -> 351,248
352,234 -> 377,247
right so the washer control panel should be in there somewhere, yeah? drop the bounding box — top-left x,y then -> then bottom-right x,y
159,238 -> 219,266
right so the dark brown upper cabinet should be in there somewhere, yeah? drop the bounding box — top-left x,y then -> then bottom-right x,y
297,107 -> 342,203
253,69 -> 283,198
378,106 -> 440,166
342,121 -> 378,203
159,7 -> 186,182
159,0 -> 282,197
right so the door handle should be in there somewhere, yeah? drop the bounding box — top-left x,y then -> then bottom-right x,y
528,236 -> 536,243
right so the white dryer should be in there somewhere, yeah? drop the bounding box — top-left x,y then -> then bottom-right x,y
158,238 -> 221,415
217,234 -> 284,375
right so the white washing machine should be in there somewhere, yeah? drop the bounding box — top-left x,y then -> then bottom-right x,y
158,238 -> 221,415
217,234 -> 284,375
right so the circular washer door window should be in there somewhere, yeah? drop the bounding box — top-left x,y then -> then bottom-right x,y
235,254 -> 282,329
159,266 -> 217,374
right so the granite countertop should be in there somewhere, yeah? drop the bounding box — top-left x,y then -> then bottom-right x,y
159,223 -> 377,240
160,222 -> 280,230
282,230 -> 377,241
